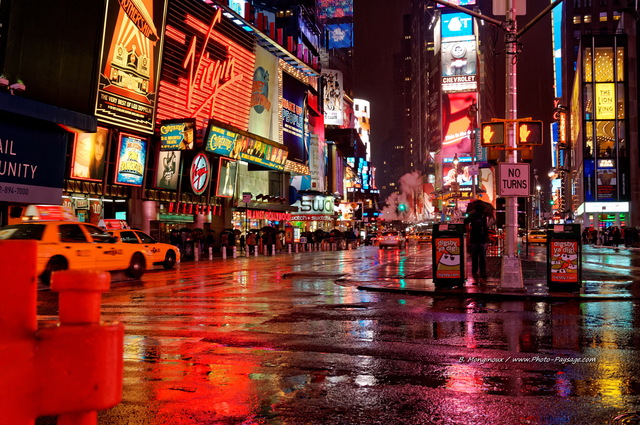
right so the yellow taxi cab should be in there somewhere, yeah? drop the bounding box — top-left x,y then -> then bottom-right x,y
0,205 -> 149,285
416,231 -> 433,244
100,219 -> 180,270
526,229 -> 548,245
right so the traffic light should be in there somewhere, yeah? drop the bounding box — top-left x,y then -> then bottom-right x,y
480,121 -> 505,147
397,203 -> 407,212
517,120 -> 543,146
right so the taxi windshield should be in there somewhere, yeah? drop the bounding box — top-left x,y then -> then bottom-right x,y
0,224 -> 46,240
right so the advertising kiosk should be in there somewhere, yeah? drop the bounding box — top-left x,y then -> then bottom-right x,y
547,224 -> 582,292
432,223 -> 466,288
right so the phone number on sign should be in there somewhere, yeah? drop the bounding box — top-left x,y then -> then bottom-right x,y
2,186 -> 29,196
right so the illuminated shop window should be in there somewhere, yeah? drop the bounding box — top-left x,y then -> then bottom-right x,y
616,47 -> 624,82
594,47 -> 614,82
585,125 -> 594,157
595,121 -> 615,158
583,84 -> 593,119
583,48 -> 592,82
617,84 -> 625,119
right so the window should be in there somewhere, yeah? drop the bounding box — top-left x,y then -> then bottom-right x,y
118,231 -> 140,243
59,225 -> 88,243
85,225 -> 114,243
136,231 -> 156,244
599,12 -> 608,22
573,15 -> 581,24
584,14 -> 592,23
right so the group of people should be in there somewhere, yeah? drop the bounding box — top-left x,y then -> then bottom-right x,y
582,225 -> 639,248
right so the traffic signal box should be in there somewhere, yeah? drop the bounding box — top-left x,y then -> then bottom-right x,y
480,119 -> 542,163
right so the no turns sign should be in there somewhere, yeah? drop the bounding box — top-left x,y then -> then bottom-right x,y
498,163 -> 530,197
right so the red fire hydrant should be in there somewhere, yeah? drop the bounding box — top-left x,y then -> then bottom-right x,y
0,240 -> 124,425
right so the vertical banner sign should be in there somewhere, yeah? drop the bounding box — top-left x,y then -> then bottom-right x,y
249,46 -> 278,140
549,240 -> 579,283
96,0 -> 167,133
434,238 -> 462,279
115,134 -> 148,186
321,69 -> 344,125
282,73 -> 307,164
216,157 -> 237,198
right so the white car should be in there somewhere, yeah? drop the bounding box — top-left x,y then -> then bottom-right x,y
378,231 -> 406,249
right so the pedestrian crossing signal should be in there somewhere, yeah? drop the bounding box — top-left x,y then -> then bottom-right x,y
517,120 -> 543,146
480,122 -> 505,147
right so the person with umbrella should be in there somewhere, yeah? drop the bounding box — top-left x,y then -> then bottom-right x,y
464,200 -> 491,284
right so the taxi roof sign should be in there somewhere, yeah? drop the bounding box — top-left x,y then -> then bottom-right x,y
23,205 -> 77,221
98,219 -> 130,230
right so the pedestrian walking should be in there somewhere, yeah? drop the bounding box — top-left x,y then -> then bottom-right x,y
239,233 -> 246,253
246,231 -> 257,254
464,202 -> 490,284
612,226 -> 622,248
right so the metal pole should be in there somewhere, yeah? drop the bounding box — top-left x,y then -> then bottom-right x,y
500,0 -> 524,289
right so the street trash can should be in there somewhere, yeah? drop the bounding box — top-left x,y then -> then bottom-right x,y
432,223 -> 466,288
547,223 -> 582,292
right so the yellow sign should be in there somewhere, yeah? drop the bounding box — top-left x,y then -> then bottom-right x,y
595,83 -> 615,120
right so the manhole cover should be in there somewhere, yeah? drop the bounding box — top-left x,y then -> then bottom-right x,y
613,413 -> 640,424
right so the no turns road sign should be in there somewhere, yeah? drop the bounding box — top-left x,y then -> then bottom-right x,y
498,163 -> 530,197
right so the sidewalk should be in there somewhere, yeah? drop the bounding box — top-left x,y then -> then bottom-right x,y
350,255 -> 639,301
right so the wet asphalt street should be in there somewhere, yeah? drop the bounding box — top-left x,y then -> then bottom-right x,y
35,244 -> 640,425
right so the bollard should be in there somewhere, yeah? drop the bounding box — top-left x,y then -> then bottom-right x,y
271,244 -> 275,256
194,247 -> 199,261
222,246 -> 227,259
209,247 -> 213,260
246,247 -> 250,257
0,241 -> 123,425
288,244 -> 292,254
233,246 -> 237,258
295,243 -> 299,253
255,246 -> 258,257
264,246 -> 268,256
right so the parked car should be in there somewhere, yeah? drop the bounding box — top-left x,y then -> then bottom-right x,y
0,205 -> 149,286
525,229 -> 548,245
378,231 -> 406,249
107,228 -> 180,270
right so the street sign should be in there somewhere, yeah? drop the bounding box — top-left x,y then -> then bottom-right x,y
498,163 -> 530,196
242,192 -> 252,203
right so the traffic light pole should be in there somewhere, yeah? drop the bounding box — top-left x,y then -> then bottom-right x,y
501,6 -> 524,289
429,0 -> 564,290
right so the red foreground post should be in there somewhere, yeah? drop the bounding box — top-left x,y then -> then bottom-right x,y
0,241 -> 124,425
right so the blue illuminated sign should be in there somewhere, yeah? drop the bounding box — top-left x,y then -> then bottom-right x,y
441,12 -> 473,39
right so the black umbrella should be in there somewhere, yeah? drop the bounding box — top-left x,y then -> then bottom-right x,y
260,226 -> 276,233
466,199 -> 495,218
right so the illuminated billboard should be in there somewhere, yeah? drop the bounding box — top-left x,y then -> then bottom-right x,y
96,0 -> 167,133
441,13 -> 473,39
327,24 -> 353,49
115,134 -> 148,186
441,38 -> 477,92
317,0 -> 353,20
155,150 -> 180,190
321,69 -> 344,126
441,92 -> 477,159
70,127 -> 109,182
354,99 -> 371,161
282,73 -> 307,164
248,46 -> 279,141
155,3 -> 255,132
159,119 -> 196,150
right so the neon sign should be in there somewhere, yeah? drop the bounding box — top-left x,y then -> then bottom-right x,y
156,4 -> 255,131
